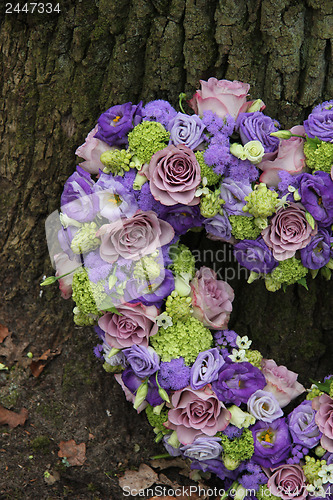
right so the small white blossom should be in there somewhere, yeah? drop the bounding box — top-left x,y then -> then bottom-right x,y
318,464 -> 333,484
156,312 -> 173,329
306,479 -> 325,496
229,349 -> 247,363
236,335 -> 252,350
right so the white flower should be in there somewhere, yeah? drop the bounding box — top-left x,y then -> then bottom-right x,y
306,479 -> 325,496
243,140 -> 265,164
236,335 -> 252,350
318,464 -> 333,484
229,405 -> 256,428
156,312 -> 173,329
229,349 -> 247,362
230,142 -> 247,160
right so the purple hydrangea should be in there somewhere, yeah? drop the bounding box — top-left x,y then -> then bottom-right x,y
251,418 -> 292,468
303,102 -> 333,142
61,166 -> 99,222
299,171 -> 333,226
225,156 -> 259,183
190,348 -> 225,390
180,436 -> 223,461
94,102 -> 143,147
204,213 -> 233,241
233,237 -> 278,274
219,178 -> 252,215
288,400 -> 322,448
168,112 -> 206,150
142,99 -> 177,128
300,229 -> 333,269
211,361 -> 266,405
236,111 -> 280,153
123,345 -> 160,379
157,357 -> 191,391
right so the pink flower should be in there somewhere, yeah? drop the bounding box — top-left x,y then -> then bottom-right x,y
258,126 -> 307,187
96,210 -> 175,263
261,202 -> 317,261
261,359 -> 305,408
313,394 -> 333,452
147,145 -> 201,206
188,78 -> 255,119
98,302 -> 159,349
190,267 -> 234,330
166,386 -> 231,444
268,464 -> 307,500
54,252 -> 81,299
75,125 -> 114,174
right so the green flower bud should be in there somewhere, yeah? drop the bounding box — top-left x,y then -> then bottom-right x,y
270,130 -> 292,140
133,380 -> 148,410
230,143 -> 247,160
40,276 -> 58,286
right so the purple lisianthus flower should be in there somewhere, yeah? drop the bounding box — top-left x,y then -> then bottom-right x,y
158,357 -> 191,391
121,366 -> 164,406
304,102 -> 333,142
247,390 -> 284,423
94,172 -> 138,221
168,112 -> 206,150
219,177 -> 252,215
180,436 -> 222,461
212,360 -> 266,405
300,229 -> 332,269
299,171 -> 333,226
204,213 -> 233,241
236,111 -> 280,153
94,102 -> 143,147
234,237 -> 278,274
190,348 -> 225,390
143,99 -> 177,128
162,434 -> 182,457
190,457 -> 239,481
123,345 -> 160,379
252,418 -> 292,468
288,400 -> 322,448
124,269 -> 175,308
160,204 -> 203,236
61,166 -> 99,222
58,225 -> 79,259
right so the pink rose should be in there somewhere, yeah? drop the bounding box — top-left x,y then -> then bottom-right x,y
147,145 -> 201,206
54,252 -> 81,299
258,126 -> 307,187
189,78 -> 254,119
166,386 -> 231,444
268,464 -> 307,500
261,359 -> 305,408
313,394 -> 333,452
96,210 -> 174,263
261,202 -> 317,261
190,267 -> 234,330
75,125 -> 114,174
98,302 -> 159,349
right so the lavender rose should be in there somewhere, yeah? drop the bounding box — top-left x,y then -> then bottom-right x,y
288,400 -> 322,448
204,213 -> 233,242
190,348 -> 225,390
98,302 -> 159,349
123,345 -> 160,379
190,267 -> 234,330
188,78 -> 252,119
299,171 -> 333,226
236,111 -> 280,153
313,394 -> 333,452
94,102 -> 143,147
300,229 -> 332,270
180,436 -> 223,461
219,177 -> 252,215
268,464 -> 307,500
212,361 -> 266,406
261,202 -> 318,261
147,144 -> 201,206
252,418 -> 292,468
247,390 -> 283,422
166,386 -> 231,445
303,104 -> 333,142
75,125 -> 114,174
168,112 -> 206,150
61,166 -> 99,222
96,210 -> 175,263
234,237 -> 278,274
261,359 -> 305,408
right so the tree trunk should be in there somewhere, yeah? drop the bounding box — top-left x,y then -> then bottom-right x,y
0,0 -> 332,496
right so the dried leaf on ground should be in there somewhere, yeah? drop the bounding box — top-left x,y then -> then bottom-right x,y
119,463 -> 158,491
0,333 -> 29,367
30,347 -> 62,377
44,470 -> 60,485
0,324 -> 9,343
0,405 -> 28,428
58,439 -> 86,466
150,457 -> 191,474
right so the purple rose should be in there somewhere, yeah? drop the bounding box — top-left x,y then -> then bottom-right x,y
61,166 -> 99,222
204,213 -> 233,242
288,401 -> 322,448
123,345 -> 160,379
96,210 -> 175,263
300,229 -> 332,269
94,102 -> 143,147
168,112 -> 206,150
234,237 -> 279,274
160,204 -> 203,236
219,178 -> 252,215
313,394 -> 333,452
166,386 -> 231,445
261,202 -> 318,261
247,390 -> 284,423
299,172 -> 333,226
147,144 -> 201,206
211,361 -> 266,406
180,436 -> 223,461
252,418 -> 292,468
190,348 -> 225,390
303,103 -> 333,142
268,464 -> 307,500
236,111 -> 280,153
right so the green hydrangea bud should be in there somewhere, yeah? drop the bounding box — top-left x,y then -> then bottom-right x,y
243,183 -> 279,218
128,121 -> 170,164
145,405 -> 169,434
165,293 -> 192,322
199,190 -> 224,218
304,139 -> 333,173
169,244 -> 196,278
229,215 -> 262,240
134,255 -> 162,285
72,268 -> 106,314
70,222 -> 101,254
302,456 -> 326,484
101,148 -> 133,176
306,384 -> 324,400
245,349 -> 263,368
195,151 -> 221,186
73,306 -> 96,326
315,445 -> 326,458
270,257 -> 308,287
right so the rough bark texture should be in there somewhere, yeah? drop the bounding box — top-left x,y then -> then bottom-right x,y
0,0 -> 333,497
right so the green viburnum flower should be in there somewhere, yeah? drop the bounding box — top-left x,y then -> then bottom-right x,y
72,268 -> 105,314
265,257 -> 308,291
304,139 -> 333,173
256,485 -> 280,500
199,189 -> 225,218
218,429 -> 254,470
165,292 -> 193,322
306,384 -> 324,401
128,121 -> 170,164
70,222 -> 101,254
245,349 -> 263,368
302,456 -> 326,484
100,148 -> 134,176
195,151 -> 221,186
169,244 -> 196,278
145,405 -> 169,435
229,215 -> 262,240
150,317 -> 213,365
243,183 -> 279,219
73,306 -> 97,326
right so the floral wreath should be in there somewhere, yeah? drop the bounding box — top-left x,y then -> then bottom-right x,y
43,78 -> 333,499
